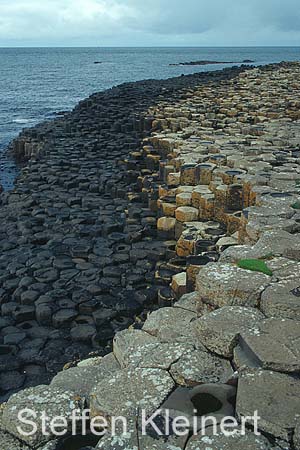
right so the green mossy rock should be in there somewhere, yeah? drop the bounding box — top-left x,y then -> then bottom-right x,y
291,201 -> 300,209
237,259 -> 273,276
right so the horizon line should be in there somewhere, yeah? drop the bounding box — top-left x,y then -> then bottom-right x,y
1,45 -> 300,49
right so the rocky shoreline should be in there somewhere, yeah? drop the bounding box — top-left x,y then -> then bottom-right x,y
1,61 -> 300,449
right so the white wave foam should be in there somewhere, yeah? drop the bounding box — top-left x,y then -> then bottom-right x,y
12,118 -> 32,124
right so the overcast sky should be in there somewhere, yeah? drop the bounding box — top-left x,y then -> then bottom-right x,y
1,0 -> 300,47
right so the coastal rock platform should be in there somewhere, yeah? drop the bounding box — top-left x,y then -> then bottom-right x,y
1,62 -> 300,449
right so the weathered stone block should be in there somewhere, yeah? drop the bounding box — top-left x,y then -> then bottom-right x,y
240,318 -> 300,373
170,348 -> 233,386
1,385 -> 84,447
90,367 -> 174,418
51,353 -> 121,398
175,206 -> 199,222
236,369 -> 300,441
261,275 -> 300,319
186,430 -> 277,450
113,329 -> 158,368
157,217 -> 176,239
195,306 -> 264,358
142,307 -> 198,343
196,262 -> 270,308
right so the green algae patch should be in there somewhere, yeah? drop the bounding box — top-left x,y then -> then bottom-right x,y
237,259 -> 273,276
291,201 -> 300,210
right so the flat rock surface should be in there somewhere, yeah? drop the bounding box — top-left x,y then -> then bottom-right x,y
221,231 -> 300,263
0,430 -> 30,450
294,419 -> 300,450
195,306 -> 264,357
196,263 -> 270,308
236,369 -> 300,440
174,292 -> 201,313
95,415 -> 188,450
90,367 -> 175,418
261,280 -> 300,320
240,318 -> 300,373
96,422 -> 188,450
113,329 -> 158,368
51,353 -> 121,398
142,307 -> 198,342
170,348 -> 233,386
121,341 -> 194,370
186,430 -> 279,450
1,385 -> 84,447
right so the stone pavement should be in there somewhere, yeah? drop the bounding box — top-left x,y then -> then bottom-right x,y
1,62 -> 300,449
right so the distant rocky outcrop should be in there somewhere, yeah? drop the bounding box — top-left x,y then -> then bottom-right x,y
170,59 -> 255,66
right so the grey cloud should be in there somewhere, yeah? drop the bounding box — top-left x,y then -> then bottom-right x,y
0,0 -> 300,46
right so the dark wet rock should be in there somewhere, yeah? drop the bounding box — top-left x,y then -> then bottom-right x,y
3,332 -> 26,345
70,324 -> 96,342
0,370 -> 26,391
52,309 -> 77,328
13,306 -> 36,323
170,60 -> 236,66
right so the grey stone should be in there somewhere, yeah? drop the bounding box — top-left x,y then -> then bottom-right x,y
294,419 -> 300,450
96,420 -> 187,450
51,353 -> 121,398
0,430 -> 30,450
170,349 -> 233,386
221,230 -> 300,263
37,440 -> 60,450
161,383 -> 236,430
186,430 -> 277,450
196,263 -> 270,308
240,318 -> 300,373
1,385 -> 84,446
233,343 -> 262,370
77,353 -> 120,370
254,230 -> 300,261
236,369 -> 300,440
261,280 -> 300,320
122,342 -> 194,370
142,307 -> 198,342
266,257 -> 300,281
113,329 -> 158,368
90,367 -> 174,418
195,306 -> 264,358
174,291 -> 201,313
